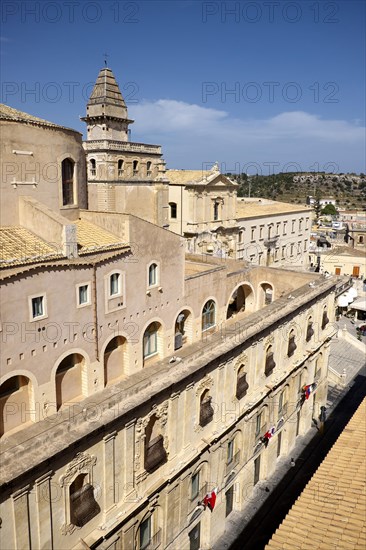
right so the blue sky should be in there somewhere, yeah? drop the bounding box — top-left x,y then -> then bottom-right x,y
1,0 -> 365,173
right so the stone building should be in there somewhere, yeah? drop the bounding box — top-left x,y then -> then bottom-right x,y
0,83 -> 342,550
82,68 -> 169,228
167,168 -> 312,268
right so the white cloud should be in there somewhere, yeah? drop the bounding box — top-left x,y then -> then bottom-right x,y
130,100 -> 365,173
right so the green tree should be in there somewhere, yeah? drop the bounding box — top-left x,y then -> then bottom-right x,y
321,204 -> 338,216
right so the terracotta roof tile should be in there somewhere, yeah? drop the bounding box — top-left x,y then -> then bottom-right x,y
266,398 -> 366,550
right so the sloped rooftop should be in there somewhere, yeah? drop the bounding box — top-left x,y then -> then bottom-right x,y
87,67 -> 126,108
75,219 -> 125,254
0,227 -> 63,267
236,199 -> 310,218
266,398 -> 366,550
0,103 -> 78,133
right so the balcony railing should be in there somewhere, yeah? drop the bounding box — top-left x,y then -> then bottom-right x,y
144,435 -> 167,472
225,450 -> 240,474
199,400 -> 214,427
306,323 -> 314,342
287,337 -> 297,357
236,376 -> 249,400
190,482 -> 209,503
265,353 -> 276,376
322,312 -> 329,330
142,528 -> 162,550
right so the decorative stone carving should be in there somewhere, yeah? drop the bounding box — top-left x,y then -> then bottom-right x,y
59,452 -> 97,488
195,375 -> 213,396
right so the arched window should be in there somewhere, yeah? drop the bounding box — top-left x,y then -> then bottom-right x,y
148,263 -> 158,287
56,353 -> 84,410
70,474 -> 100,528
236,366 -> 248,400
89,158 -> 96,176
169,202 -> 177,219
202,300 -> 216,331
139,514 -> 161,550
104,336 -> 126,385
287,329 -> 297,357
118,159 -> 124,177
146,161 -> 152,175
61,158 -> 74,206
174,310 -> 192,350
306,317 -> 314,342
143,322 -> 159,360
133,160 -> 139,174
144,415 -> 167,472
199,389 -> 214,427
0,376 -> 32,436
321,306 -> 329,329
265,345 -> 276,376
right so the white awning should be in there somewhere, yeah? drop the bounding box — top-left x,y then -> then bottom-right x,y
349,298 -> 366,312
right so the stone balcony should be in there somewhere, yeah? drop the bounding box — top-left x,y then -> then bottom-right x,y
84,140 -> 162,155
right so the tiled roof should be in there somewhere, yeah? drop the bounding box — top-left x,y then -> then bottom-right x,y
166,169 -> 211,184
0,227 -> 63,267
87,67 -> 126,108
0,103 -> 78,133
236,199 -> 311,218
75,219 -> 125,253
266,398 -> 366,550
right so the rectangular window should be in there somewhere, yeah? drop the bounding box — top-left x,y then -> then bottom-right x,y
189,523 -> 201,550
191,472 -> 199,500
305,217 -> 310,230
299,219 -> 303,232
227,440 -> 234,464
283,222 -> 287,235
32,296 -> 44,318
110,273 -> 120,296
225,486 -> 234,517
276,222 -> 281,235
140,517 -> 151,550
78,284 -> 89,306
255,413 -> 262,436
292,220 -> 296,233
304,239 -> 308,252
251,227 -> 255,241
259,226 -> 264,239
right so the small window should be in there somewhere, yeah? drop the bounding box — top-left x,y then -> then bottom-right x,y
283,222 -> 287,236
255,412 -> 262,437
251,227 -> 255,241
118,159 -> 124,177
202,300 -> 216,331
148,263 -> 158,287
133,160 -> 139,174
32,296 -> 44,318
146,161 -> 152,175
62,158 -> 74,206
139,516 -> 151,550
169,202 -> 177,219
109,273 -> 120,296
199,389 -> 214,427
143,322 -> 158,359
227,440 -> 234,464
287,330 -> 297,357
265,345 -> 276,376
77,284 -> 90,306
236,367 -> 248,400
322,308 -> 329,330
213,201 -> 219,221
89,158 -> 96,176
225,486 -> 234,517
191,471 -> 199,500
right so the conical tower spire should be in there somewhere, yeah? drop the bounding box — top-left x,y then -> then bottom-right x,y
82,67 -> 133,142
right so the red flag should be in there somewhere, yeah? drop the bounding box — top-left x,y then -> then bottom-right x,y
203,488 -> 218,512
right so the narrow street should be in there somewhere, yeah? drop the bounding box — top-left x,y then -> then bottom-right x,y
229,372 -> 366,550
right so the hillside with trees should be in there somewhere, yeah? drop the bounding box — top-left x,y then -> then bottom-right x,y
227,172 -> 366,209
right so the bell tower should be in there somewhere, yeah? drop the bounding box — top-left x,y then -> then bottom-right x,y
83,66 -> 169,228
81,67 -> 134,142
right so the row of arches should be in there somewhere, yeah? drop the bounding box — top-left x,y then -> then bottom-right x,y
88,159 -> 153,178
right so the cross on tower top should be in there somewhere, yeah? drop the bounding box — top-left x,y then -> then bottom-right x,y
103,53 -> 109,66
